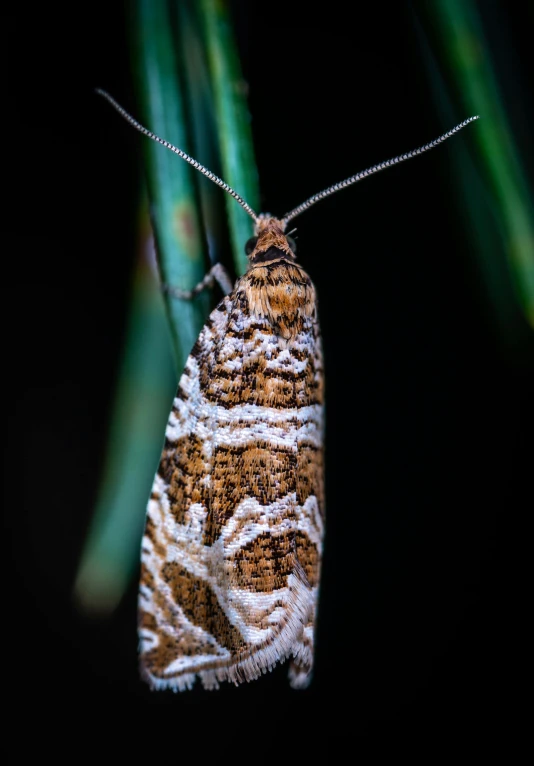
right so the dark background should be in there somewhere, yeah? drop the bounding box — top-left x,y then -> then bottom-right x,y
5,1 -> 532,738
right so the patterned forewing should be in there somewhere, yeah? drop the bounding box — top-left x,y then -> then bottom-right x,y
138,299 -> 235,690
139,261 -> 324,690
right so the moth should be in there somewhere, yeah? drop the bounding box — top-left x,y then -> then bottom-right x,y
98,89 -> 478,691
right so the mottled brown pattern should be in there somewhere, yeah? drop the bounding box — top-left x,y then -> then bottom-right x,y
143,517 -> 167,559
159,433 -> 209,525
231,530 -> 318,593
295,531 -> 320,588
202,364 -> 319,408
139,563 -> 156,594
204,442 -> 297,543
243,261 -> 316,340
231,531 -> 295,592
141,624 -> 222,682
161,562 -> 244,652
297,443 -> 325,515
201,307 -> 322,409
138,608 -> 158,633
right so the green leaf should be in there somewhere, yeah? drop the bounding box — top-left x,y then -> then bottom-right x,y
418,0 -> 534,346
131,0 -> 212,369
200,0 -> 260,274
74,201 -> 176,614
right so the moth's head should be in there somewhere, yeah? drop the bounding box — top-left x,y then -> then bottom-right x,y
245,214 -> 297,268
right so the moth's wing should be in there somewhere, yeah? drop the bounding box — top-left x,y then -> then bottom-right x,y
289,316 -> 325,688
138,284 -> 325,691
202,288 -> 325,690
203,284 -> 325,690
138,295 -> 237,691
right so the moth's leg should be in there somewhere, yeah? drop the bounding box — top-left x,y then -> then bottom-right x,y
162,263 -> 233,300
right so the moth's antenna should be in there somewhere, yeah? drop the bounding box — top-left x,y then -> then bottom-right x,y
281,116 -> 480,226
96,89 -> 259,224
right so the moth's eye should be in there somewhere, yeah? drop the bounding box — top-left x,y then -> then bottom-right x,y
245,237 -> 258,255
287,236 -> 297,254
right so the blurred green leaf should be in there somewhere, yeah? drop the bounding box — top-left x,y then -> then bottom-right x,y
74,202 -> 176,613
200,0 -> 260,274
418,0 -> 534,344
132,0 -> 211,369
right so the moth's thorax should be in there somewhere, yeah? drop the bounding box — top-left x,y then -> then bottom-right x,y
249,215 -> 295,264
239,215 -> 316,341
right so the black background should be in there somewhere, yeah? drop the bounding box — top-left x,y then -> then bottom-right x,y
5,1 -> 532,740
